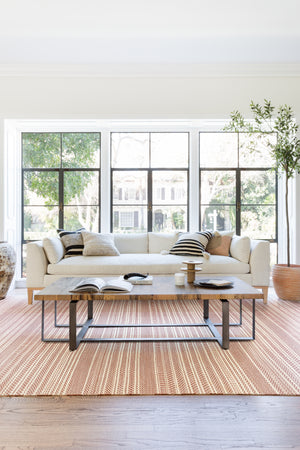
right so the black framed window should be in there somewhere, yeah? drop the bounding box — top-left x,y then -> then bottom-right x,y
199,132 -> 277,255
111,132 -> 189,233
22,132 -> 101,275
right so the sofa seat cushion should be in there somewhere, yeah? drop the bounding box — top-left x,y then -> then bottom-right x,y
201,255 -> 249,274
47,254 -> 249,276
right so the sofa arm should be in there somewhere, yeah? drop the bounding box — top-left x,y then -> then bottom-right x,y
249,239 -> 270,286
26,241 -> 48,288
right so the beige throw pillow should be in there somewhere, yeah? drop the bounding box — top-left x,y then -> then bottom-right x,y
206,230 -> 234,252
209,235 -> 232,256
82,231 -> 120,256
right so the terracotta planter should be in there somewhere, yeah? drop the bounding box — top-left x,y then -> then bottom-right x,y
272,264 -> 300,301
0,241 -> 16,299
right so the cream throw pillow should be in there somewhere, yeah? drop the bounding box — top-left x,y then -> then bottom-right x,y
43,237 -> 65,263
82,231 -> 120,256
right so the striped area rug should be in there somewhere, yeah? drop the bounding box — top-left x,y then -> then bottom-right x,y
0,289 -> 299,396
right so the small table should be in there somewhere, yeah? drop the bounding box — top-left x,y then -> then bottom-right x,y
181,260 -> 203,282
34,276 -> 264,351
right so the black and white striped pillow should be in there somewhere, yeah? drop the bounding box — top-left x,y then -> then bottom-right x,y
169,231 -> 214,256
57,228 -> 85,257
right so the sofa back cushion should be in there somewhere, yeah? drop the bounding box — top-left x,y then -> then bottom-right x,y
230,235 -> 251,263
114,233 -> 148,254
43,237 -> 65,263
148,232 -> 179,253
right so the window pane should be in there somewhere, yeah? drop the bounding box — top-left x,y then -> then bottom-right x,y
113,206 -> 147,233
151,133 -> 189,168
152,206 -> 187,232
241,206 -> 276,240
24,171 -> 59,205
201,205 -> 236,232
64,171 -> 99,205
23,133 -> 60,168
201,171 -> 236,204
241,170 -> 276,204
153,171 -> 187,204
24,206 -> 59,240
62,133 -> 100,168
111,133 -> 149,168
239,133 -> 276,168
200,133 -> 238,168
64,206 -> 99,232
113,171 -> 147,204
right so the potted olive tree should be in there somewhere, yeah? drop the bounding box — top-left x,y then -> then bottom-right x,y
225,99 -> 300,301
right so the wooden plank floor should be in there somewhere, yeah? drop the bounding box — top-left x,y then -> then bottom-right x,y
0,395 -> 299,449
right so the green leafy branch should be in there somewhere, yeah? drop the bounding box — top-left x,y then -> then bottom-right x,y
224,99 -> 300,266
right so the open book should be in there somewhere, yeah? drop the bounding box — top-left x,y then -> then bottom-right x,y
70,277 -> 133,293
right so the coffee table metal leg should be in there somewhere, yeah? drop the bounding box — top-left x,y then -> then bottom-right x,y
203,299 -> 209,319
69,300 -> 94,351
221,300 -> 230,349
69,300 -> 78,351
88,300 -> 93,320
41,300 -> 45,342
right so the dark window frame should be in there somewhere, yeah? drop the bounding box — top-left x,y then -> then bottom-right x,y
199,131 -> 278,244
110,131 -> 190,233
21,131 -> 101,275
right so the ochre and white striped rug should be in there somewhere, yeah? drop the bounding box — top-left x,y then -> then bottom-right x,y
0,289 -> 299,396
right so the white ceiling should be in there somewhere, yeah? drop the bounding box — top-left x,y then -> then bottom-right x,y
0,0 -> 299,65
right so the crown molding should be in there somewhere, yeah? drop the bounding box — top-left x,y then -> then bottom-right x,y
0,63 -> 300,78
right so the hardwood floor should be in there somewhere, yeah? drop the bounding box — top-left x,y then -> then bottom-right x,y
0,396 -> 299,449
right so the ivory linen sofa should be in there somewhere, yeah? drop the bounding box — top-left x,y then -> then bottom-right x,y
26,231 -> 270,305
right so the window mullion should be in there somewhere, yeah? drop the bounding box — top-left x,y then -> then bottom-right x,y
59,168 -> 64,229
148,169 -> 153,232
236,168 -> 241,235
189,129 -> 199,231
101,129 -> 111,233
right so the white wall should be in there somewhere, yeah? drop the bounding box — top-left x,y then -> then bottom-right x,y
0,75 -> 300,119
0,72 -> 300,264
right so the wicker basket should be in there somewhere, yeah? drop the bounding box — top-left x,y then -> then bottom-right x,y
272,264 -> 300,301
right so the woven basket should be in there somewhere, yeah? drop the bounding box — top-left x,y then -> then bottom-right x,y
272,264 -> 300,301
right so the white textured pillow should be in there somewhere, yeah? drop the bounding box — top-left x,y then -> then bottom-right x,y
82,231 -> 120,256
43,237 -> 65,263
230,236 -> 251,263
